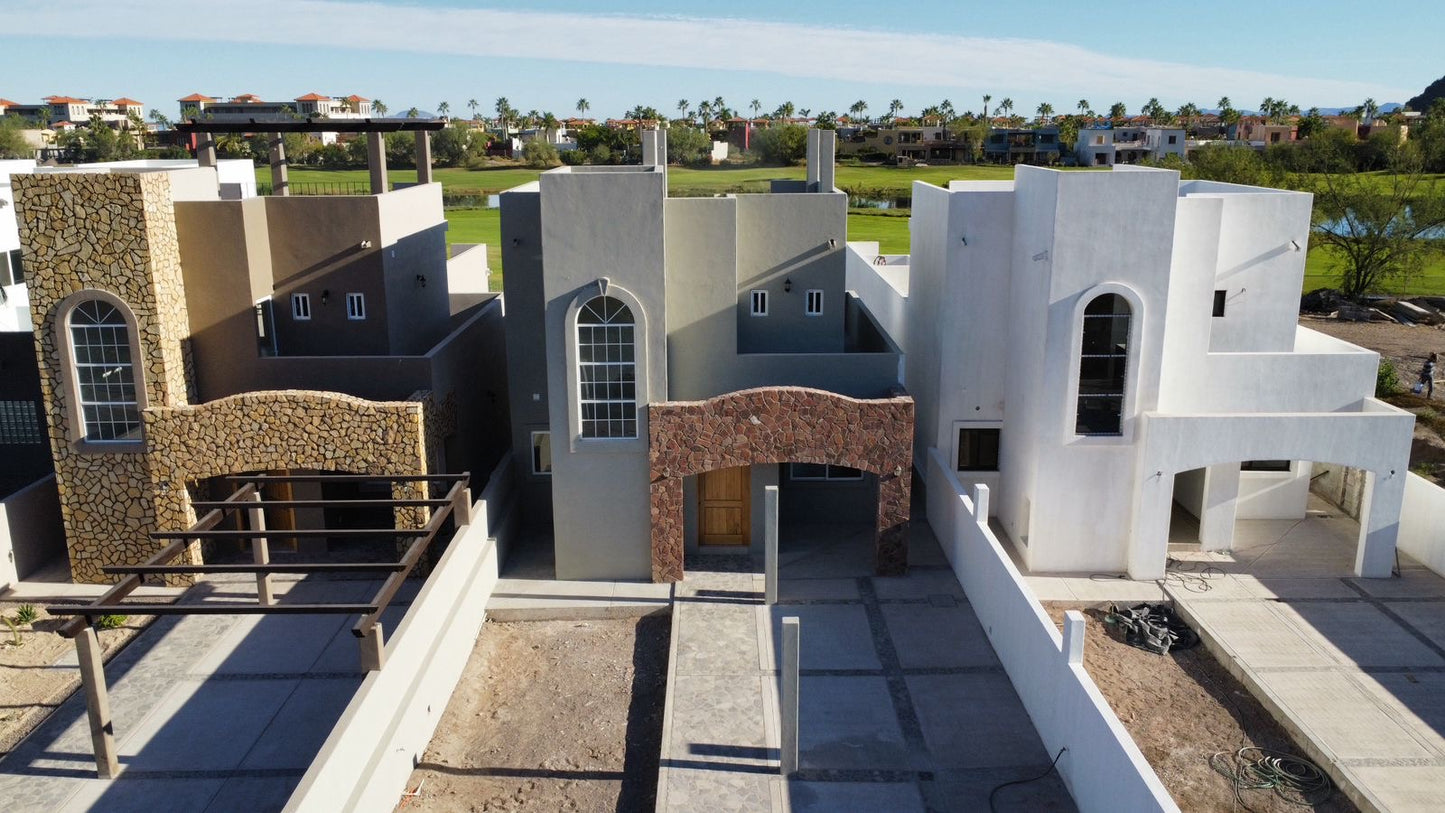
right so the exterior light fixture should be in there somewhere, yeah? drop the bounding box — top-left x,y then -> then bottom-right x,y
783,278 -> 792,293
828,238 -> 837,248
321,289 -> 330,304
1291,239 -> 1301,251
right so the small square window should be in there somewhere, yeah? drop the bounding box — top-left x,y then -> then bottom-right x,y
805,289 -> 823,316
346,292 -> 366,320
1213,290 -> 1226,318
957,427 -> 1001,472
1242,460 -> 1290,472
291,293 -> 311,320
531,431 -> 552,475
1168,135 -> 1177,144
750,290 -> 768,316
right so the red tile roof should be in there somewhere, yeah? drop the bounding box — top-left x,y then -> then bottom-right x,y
295,92 -> 331,102
0,98 -> 16,107
345,94 -> 370,102
111,97 -> 143,106
48,96 -> 88,105
229,93 -> 262,103
178,93 -> 216,103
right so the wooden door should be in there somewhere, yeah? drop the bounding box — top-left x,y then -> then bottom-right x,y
698,467 -> 750,546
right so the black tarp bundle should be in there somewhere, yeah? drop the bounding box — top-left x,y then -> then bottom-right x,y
1106,603 -> 1200,655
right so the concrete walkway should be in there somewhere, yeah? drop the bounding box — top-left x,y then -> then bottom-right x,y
657,523 -> 1075,813
0,573 -> 415,813
1165,502 -> 1445,813
485,529 -> 672,620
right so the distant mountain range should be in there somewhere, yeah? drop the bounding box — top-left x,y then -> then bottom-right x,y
1407,75 -> 1445,112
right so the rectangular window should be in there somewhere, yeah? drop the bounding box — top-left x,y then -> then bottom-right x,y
805,289 -> 823,316
1213,290 -> 1227,317
346,292 -> 366,320
750,289 -> 768,316
1168,135 -> 1177,144
531,431 -> 552,475
0,400 -> 43,445
291,293 -> 311,320
789,463 -> 863,481
1241,460 -> 1291,472
957,427 -> 1001,472
1,249 -> 23,286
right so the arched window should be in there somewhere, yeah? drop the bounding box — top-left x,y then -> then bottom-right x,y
68,299 -> 142,442
1075,294 -> 1130,436
576,296 -> 636,439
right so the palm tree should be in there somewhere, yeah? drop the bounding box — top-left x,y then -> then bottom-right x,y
750,98 -> 761,121
495,97 -> 511,130
997,98 -> 1013,120
1109,101 -> 1127,122
798,108 -> 811,119
849,100 -> 868,124
982,94 -> 991,120
677,98 -> 689,120
437,101 -> 450,118
1360,97 -> 1379,122
576,98 -> 589,118
148,109 -> 171,130
1036,102 -> 1054,124
1077,99 -> 1090,119
468,98 -> 479,120
406,107 -> 420,118
888,98 -> 903,125
779,101 -> 796,121
696,101 -> 712,130
373,99 -> 388,117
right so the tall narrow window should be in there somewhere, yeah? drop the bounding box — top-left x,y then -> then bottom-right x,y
577,296 -> 637,439
346,292 -> 366,320
750,290 -> 768,316
291,293 -> 311,320
69,300 -> 142,442
1213,290 -> 1226,317
1075,294 -> 1130,436
805,289 -> 824,316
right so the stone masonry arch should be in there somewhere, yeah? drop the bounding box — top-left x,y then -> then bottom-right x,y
648,386 -> 914,582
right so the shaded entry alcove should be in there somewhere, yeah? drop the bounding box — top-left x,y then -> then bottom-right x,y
648,386 -> 913,582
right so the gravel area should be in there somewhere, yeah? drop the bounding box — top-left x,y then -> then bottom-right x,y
397,616 -> 670,812
1045,602 -> 1357,813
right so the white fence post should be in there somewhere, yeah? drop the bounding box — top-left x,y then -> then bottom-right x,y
765,486 -> 780,605
1063,610 -> 1086,665
781,616 -> 800,775
972,483 -> 990,523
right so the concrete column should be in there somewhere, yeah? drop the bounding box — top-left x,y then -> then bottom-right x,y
366,131 -> 388,194
245,490 -> 273,605
359,622 -> 386,671
414,131 -> 433,185
1356,469 -> 1405,578
196,133 -> 217,168
1062,610 -> 1086,665
76,627 -> 119,778
806,129 -> 821,190
972,483 -> 990,523
452,486 -> 473,528
268,134 -> 289,197
765,485 -> 779,605
817,129 -> 836,192
1199,463 -> 1241,552
780,616 -> 800,775
1128,469 -> 1172,581
641,130 -> 661,168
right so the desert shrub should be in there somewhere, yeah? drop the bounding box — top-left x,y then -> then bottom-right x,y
13,604 -> 38,625
95,614 -> 128,630
1377,359 -> 1403,396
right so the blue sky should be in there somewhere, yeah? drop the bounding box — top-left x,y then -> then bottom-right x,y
0,0 -> 1435,119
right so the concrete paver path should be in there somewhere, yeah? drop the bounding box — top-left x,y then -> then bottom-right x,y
657,524 -> 1076,812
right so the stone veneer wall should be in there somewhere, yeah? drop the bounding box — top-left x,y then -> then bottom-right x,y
15,172 -> 194,583
648,386 -> 913,582
14,172 -> 436,583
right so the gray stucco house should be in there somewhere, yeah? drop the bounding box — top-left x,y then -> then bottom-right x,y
500,130 -> 914,582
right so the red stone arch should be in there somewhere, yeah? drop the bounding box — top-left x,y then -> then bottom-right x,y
647,386 -> 914,582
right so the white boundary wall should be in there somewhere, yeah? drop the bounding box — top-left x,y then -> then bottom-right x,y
925,448 -> 1178,813
284,454 -> 516,813
1398,472 -> 1445,576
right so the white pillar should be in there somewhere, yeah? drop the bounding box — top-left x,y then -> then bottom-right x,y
780,616 -> 800,775
1129,469 -> 1172,581
1356,469 -> 1405,578
1199,463 -> 1241,552
765,485 -> 779,605
972,484 -> 990,524
1062,611 -> 1086,665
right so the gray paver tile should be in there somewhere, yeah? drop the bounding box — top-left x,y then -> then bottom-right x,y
240,677 -> 362,769
668,675 -> 769,765
664,767 -> 774,813
190,613 -> 350,675
764,604 -> 879,672
883,604 -> 1000,670
799,676 -> 912,771
908,673 -> 1049,770
675,603 -> 760,676
1255,671 -> 1436,761
926,767 -> 1078,812
777,578 -> 860,601
1179,600 -> 1336,668
1348,764 -> 1445,813
1384,601 -> 1445,651
117,679 -> 298,771
204,775 -> 303,813
1348,571 -> 1445,599
873,570 -> 964,600
1277,602 -> 1445,668
1355,671 -> 1445,749
791,781 -> 925,813
59,777 -> 225,813
1242,577 -> 1360,600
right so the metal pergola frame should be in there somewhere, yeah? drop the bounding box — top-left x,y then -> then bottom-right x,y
45,471 -> 472,778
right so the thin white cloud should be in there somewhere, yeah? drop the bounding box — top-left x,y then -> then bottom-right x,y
0,0 -> 1411,107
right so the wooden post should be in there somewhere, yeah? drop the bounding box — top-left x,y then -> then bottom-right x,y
359,622 -> 386,672
75,627 -> 119,778
781,616 -> 800,775
451,486 -> 473,528
245,490 -> 273,606
765,485 -> 779,605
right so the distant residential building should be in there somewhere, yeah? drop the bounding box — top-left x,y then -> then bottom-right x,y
983,127 -> 1061,165
838,125 -> 966,163
177,92 -> 375,122
0,96 -> 145,128
1074,126 -> 1186,166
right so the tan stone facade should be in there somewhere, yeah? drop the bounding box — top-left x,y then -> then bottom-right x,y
14,172 -> 434,583
648,386 -> 914,582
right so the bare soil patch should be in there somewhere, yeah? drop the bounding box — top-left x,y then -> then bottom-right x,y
0,601 -> 154,758
1301,314 -> 1445,484
1044,602 -> 1357,813
397,615 -> 670,812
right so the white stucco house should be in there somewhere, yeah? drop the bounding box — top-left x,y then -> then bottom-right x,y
852,164 -> 1413,581
1074,127 -> 1187,166
1,159 -> 38,332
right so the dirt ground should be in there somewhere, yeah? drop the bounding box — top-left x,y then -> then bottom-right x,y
1045,602 -> 1357,813
0,601 -> 153,757
397,616 -> 670,813
1302,314 -> 1445,484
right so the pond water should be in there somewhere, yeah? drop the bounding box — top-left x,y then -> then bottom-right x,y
849,194 -> 911,210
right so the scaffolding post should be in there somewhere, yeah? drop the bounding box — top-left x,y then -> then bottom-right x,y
75,626 -> 119,778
